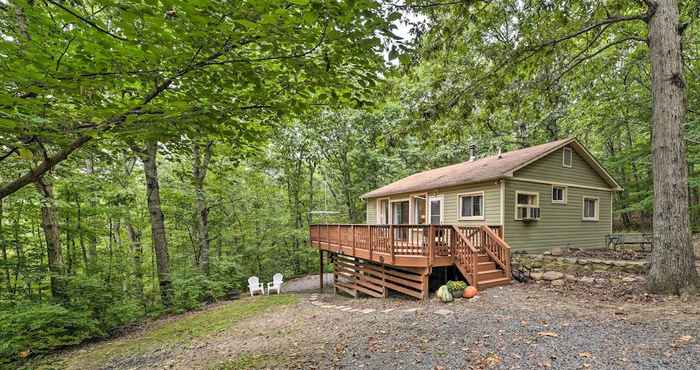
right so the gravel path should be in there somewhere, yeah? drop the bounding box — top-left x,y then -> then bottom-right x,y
59,281 -> 700,370
281,273 -> 334,293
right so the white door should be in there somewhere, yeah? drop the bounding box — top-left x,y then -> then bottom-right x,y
428,196 -> 443,225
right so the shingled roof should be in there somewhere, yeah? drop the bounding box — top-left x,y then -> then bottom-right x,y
361,138 -> 620,199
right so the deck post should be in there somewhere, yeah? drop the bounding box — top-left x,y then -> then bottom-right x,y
428,225 -> 435,268
337,225 -> 341,247
351,225 -> 355,256
369,226 -> 373,261
319,250 -> 324,292
421,273 -> 429,301
389,225 -> 395,264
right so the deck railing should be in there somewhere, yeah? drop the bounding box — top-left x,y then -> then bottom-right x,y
457,225 -> 510,277
450,225 -> 480,287
310,224 -> 506,259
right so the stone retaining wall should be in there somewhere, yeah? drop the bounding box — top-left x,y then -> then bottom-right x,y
512,254 -> 648,275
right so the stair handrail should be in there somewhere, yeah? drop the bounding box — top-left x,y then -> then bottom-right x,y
479,225 -> 512,277
450,225 -> 480,287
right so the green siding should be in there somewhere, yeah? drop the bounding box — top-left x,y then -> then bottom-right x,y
504,179 -> 612,252
439,183 -> 500,226
365,181 -> 502,226
514,146 -> 610,189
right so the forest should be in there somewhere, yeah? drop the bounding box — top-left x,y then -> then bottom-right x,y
0,0 -> 699,365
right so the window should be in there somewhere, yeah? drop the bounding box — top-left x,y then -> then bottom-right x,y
582,197 -> 599,221
552,186 -> 567,204
377,199 -> 389,224
391,200 -> 410,224
459,192 -> 484,220
515,191 -> 540,220
563,147 -> 573,168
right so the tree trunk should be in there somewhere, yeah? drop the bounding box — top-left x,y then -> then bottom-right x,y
646,0 -> 699,293
139,141 -> 173,307
0,199 -> 11,293
75,194 -> 89,270
35,177 -> 67,301
87,158 -> 98,272
126,223 -> 144,303
192,141 -> 213,275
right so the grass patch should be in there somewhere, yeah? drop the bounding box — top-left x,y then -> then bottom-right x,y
213,353 -> 286,370
35,295 -> 297,370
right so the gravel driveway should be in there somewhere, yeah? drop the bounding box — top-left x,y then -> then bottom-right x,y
58,280 -> 700,370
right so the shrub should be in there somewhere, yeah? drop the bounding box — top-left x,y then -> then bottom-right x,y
172,272 -> 228,313
0,303 -> 101,364
66,276 -> 145,332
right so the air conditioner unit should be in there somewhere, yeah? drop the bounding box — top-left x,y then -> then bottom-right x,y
520,206 -> 540,222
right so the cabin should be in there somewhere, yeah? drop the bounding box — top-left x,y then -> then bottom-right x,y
309,138 -> 622,300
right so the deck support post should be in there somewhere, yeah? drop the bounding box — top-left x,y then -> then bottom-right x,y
421,273 -> 429,301
319,250 -> 324,292
389,225 -> 395,264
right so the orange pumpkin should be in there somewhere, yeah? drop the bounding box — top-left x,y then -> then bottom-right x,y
463,286 -> 478,298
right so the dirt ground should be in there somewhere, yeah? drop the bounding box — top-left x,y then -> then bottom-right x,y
48,277 -> 700,370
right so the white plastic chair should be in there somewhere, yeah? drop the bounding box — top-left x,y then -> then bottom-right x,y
248,276 -> 264,296
267,273 -> 283,295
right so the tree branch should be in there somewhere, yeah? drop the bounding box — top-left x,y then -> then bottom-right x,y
553,36 -> 647,83
44,0 -> 129,41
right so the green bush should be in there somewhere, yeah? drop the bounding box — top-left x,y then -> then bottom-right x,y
0,303 -> 102,363
172,272 -> 228,313
67,276 -> 145,332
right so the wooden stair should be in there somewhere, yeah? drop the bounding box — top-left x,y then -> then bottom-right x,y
452,226 -> 512,290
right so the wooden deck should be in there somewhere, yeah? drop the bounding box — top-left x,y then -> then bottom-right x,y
310,224 -> 512,299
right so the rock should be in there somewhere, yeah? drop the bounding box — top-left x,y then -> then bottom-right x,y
621,276 -> 637,283
579,276 -> 595,284
577,259 -> 589,265
594,278 -> 608,285
564,274 -> 577,281
543,251 -> 552,256
542,271 -> 564,281
530,272 -> 544,281
551,279 -> 565,287
434,309 -> 453,316
550,247 -> 564,256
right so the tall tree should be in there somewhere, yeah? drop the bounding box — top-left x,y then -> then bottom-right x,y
192,141 -> 214,275
34,177 -> 66,301
132,141 -> 172,307
645,0 -> 697,293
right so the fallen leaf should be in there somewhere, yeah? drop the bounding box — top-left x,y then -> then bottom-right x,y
484,353 -> 502,367
578,352 -> 592,358
537,331 -> 559,337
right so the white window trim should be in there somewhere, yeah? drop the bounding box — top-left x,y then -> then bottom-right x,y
376,198 -> 390,224
514,191 -> 540,220
427,195 -> 444,224
457,191 -> 485,221
582,196 -> 600,221
551,185 -> 567,204
562,147 -> 573,168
